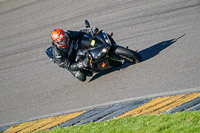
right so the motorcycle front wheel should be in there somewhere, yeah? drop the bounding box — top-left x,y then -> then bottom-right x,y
114,46 -> 142,64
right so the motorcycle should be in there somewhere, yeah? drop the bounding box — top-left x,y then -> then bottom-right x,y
46,20 -> 142,74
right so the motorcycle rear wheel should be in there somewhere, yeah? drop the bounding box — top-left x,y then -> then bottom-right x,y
114,46 -> 142,63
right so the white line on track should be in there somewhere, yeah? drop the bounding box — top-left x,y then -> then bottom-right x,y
1,87 -> 199,127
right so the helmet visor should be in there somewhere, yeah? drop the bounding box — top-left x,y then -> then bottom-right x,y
55,33 -> 70,48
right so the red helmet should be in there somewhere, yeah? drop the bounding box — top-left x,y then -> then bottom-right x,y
51,28 -> 70,48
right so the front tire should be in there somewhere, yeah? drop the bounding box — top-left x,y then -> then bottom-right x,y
114,46 -> 142,63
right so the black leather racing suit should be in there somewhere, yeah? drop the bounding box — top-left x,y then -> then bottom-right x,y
52,30 -> 92,82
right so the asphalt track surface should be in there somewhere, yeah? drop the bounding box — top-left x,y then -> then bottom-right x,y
0,0 -> 200,126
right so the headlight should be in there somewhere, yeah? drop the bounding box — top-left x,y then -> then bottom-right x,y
105,39 -> 110,44
102,48 -> 107,53
103,31 -> 111,45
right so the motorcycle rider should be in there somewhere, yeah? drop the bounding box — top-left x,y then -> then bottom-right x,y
51,27 -> 98,82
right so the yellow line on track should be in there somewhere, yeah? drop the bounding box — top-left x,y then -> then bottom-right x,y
116,93 -> 200,119
3,110 -> 86,133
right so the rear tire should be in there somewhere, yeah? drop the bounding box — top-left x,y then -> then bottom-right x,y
114,46 -> 142,63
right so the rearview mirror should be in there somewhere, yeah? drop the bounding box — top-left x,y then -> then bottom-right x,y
85,19 -> 90,28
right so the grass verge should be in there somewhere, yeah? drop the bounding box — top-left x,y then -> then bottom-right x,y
40,112 -> 200,133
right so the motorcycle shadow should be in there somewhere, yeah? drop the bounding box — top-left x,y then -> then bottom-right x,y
88,34 -> 185,82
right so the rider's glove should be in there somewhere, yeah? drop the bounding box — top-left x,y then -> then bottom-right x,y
91,27 -> 99,36
80,27 -> 99,37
